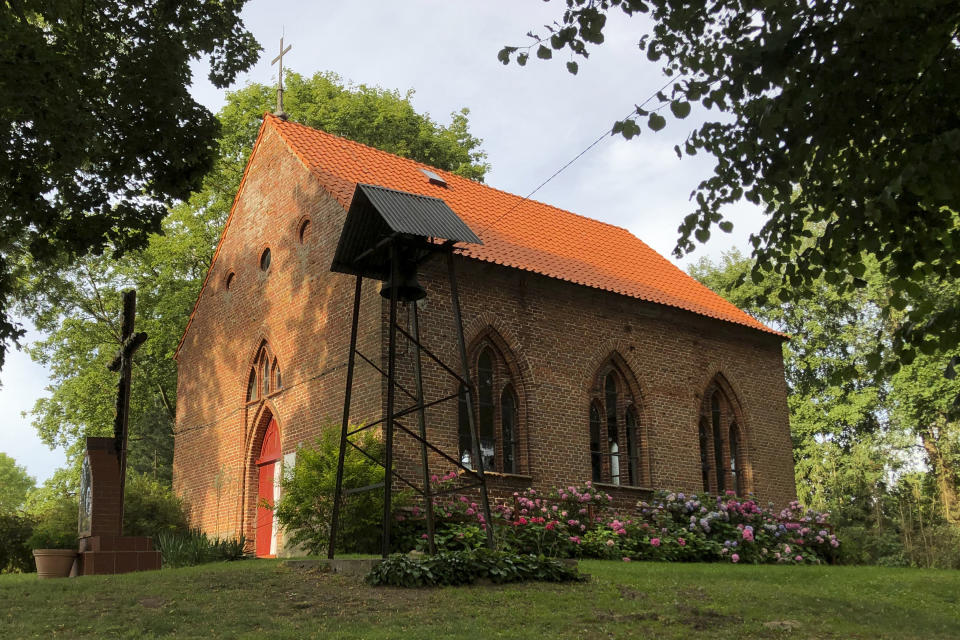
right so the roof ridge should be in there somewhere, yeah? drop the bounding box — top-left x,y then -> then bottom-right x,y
264,114 -> 633,236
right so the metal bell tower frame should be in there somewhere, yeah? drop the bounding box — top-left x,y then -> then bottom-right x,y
327,183 -> 495,558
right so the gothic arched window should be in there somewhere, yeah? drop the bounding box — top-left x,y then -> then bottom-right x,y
245,342 -> 283,404
501,385 -> 518,474
246,368 -> 257,403
589,361 -> 645,486
589,402 -> 603,482
730,423 -> 743,496
457,340 -> 523,474
698,419 -> 711,491
711,393 -> 725,494
698,378 -> 749,495
625,406 -> 640,486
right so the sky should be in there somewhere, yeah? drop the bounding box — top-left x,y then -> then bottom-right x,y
0,0 -> 766,484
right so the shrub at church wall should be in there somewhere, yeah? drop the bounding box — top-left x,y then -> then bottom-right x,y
155,528 -> 247,568
274,429 -> 389,555
396,479 -> 840,565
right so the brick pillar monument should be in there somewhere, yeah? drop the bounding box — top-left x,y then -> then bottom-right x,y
76,437 -> 161,575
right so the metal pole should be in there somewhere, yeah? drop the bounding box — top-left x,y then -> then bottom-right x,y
382,243 -> 400,558
446,251 -> 496,549
328,276 -> 363,559
410,300 -> 437,554
116,289 -> 136,534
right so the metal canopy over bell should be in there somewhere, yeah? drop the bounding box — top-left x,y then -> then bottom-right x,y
330,183 -> 482,286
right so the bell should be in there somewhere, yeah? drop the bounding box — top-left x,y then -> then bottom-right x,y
379,262 -> 426,302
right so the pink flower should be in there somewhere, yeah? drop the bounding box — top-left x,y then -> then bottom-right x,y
795,555 -> 803,562
678,538 -> 686,546
784,545 -> 792,554
430,474 -> 439,483
731,553 -> 740,563
569,536 -> 581,544
606,539 -> 616,547
622,557 -> 631,562
650,538 -> 661,547
421,534 -> 429,539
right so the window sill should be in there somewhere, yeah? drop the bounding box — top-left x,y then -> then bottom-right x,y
594,483 -> 655,493
482,472 -> 533,482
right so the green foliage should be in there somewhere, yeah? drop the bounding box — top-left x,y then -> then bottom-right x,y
0,453 -> 35,513
690,247 -> 960,567
0,0 -> 260,368
154,528 -> 247,568
26,496 -> 77,550
23,471 -> 188,554
365,549 -> 584,588
122,473 -> 190,537
501,1 -> 960,365
274,429 -> 386,555
15,71 -> 489,480
0,513 -> 35,573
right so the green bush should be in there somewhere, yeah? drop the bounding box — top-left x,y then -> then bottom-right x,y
23,472 -> 189,555
0,512 -> 35,572
365,549 -> 584,587
155,528 -> 247,568
274,428 -> 387,555
26,496 -> 78,550
123,473 -> 189,536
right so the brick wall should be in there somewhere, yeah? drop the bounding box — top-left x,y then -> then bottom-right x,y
174,129 -> 797,549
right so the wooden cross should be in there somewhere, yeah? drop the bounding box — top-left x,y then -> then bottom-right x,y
108,289 -> 147,529
272,36 -> 292,118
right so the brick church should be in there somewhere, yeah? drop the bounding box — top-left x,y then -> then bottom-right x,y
173,113 -> 796,557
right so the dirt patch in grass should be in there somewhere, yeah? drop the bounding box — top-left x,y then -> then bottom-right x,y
675,604 -> 743,630
617,585 -> 648,600
138,597 -> 165,609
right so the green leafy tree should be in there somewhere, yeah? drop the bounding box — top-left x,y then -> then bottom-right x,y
501,1 -> 960,365
17,71 -> 490,483
0,453 -> 35,513
0,0 -> 261,370
692,247 -> 960,564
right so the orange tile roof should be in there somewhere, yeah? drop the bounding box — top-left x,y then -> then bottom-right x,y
267,114 -> 779,337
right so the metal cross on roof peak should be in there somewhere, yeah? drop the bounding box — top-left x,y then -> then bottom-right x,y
272,36 -> 292,119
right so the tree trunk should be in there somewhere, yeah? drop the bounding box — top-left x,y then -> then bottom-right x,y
920,430 -> 960,525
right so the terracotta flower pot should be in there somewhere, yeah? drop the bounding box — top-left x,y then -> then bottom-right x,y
33,549 -> 77,579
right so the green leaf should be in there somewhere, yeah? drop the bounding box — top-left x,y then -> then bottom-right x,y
537,45 -> 553,60
566,61 -> 579,75
648,112 -> 667,131
719,221 -> 734,233
670,101 -> 691,119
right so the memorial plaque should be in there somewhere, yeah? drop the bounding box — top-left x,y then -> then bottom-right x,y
78,454 -> 92,537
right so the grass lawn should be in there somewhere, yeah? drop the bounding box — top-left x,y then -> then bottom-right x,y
2,560 -> 958,639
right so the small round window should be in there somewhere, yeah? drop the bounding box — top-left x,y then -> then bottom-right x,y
260,248 -> 271,271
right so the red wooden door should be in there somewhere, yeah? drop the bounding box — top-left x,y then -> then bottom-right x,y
256,419 -> 281,558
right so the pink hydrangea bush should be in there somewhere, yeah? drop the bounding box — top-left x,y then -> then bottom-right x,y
393,478 -> 839,565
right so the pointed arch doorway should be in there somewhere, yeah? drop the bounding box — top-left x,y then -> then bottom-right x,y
256,418 -> 281,558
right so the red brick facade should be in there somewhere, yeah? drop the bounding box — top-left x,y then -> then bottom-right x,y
173,123 -> 797,551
